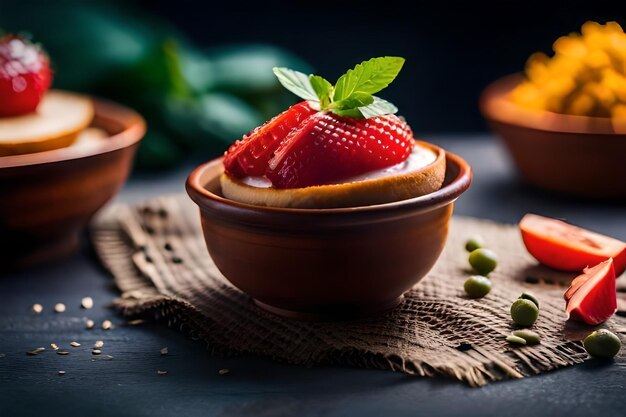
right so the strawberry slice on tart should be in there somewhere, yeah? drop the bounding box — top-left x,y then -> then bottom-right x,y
220,57 -> 446,208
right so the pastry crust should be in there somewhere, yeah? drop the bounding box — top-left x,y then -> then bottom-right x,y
220,141 -> 446,209
0,90 -> 94,156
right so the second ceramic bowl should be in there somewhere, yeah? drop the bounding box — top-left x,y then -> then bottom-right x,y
186,150 -> 472,320
481,74 -> 626,199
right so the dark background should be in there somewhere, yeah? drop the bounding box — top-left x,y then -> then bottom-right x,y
142,0 -> 625,132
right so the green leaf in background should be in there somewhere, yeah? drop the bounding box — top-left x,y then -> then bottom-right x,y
333,56 -> 405,102
272,67 -> 319,101
357,96 -> 399,118
309,75 -> 333,107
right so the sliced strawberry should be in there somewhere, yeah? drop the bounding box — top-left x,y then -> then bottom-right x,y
267,112 -> 414,189
565,258 -> 617,325
223,101 -> 315,177
0,34 -> 52,117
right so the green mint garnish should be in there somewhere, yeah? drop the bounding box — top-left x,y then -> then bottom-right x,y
272,56 -> 405,119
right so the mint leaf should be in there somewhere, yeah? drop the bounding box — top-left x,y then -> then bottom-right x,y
332,92 -> 374,110
272,67 -> 318,101
333,57 -> 405,102
309,75 -> 333,107
357,96 -> 398,118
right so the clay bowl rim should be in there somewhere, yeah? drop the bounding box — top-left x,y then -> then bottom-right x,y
0,94 -> 146,169
186,147 -> 472,217
480,73 -> 626,135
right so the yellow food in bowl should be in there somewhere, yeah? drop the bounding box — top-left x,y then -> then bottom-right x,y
511,21 -> 626,118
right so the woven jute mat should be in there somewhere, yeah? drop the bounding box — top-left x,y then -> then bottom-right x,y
90,194 -> 626,386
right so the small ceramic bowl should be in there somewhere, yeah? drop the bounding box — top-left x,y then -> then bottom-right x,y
0,98 -> 145,269
186,150 -> 472,320
481,74 -> 626,199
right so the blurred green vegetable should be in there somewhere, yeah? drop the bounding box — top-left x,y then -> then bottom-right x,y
0,1 -> 311,169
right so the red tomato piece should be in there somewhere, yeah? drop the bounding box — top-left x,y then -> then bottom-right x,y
565,258 -> 617,325
519,214 -> 626,276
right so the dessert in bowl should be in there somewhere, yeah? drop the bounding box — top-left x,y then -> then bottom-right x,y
187,57 -> 471,319
481,21 -> 626,198
0,34 -> 145,268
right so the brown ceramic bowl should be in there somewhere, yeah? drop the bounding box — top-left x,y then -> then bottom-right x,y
0,98 -> 145,269
481,74 -> 626,199
186,150 -> 472,319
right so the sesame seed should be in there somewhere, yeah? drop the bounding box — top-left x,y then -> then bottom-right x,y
94,341 -> 104,348
86,320 -> 95,330
157,370 -> 168,375
218,369 -> 230,376
160,347 -> 168,356
101,355 -> 113,361
92,349 -> 102,355
102,320 -> 113,330
58,371 -> 66,376
57,350 -> 70,355
50,343 -> 58,350
54,303 -> 65,313
70,342 -> 80,347
26,347 -> 45,356
127,319 -> 145,326
32,304 -> 43,313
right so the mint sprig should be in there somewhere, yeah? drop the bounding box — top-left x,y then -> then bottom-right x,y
272,56 -> 405,119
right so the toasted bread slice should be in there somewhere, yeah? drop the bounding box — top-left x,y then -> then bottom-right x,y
220,142 -> 446,209
0,90 -> 94,156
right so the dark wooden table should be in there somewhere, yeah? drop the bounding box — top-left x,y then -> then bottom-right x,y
1,136 -> 625,417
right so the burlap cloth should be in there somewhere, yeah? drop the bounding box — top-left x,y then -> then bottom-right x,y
90,194 -> 626,386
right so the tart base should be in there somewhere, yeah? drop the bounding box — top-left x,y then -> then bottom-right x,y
220,141 -> 446,209
0,90 -> 94,156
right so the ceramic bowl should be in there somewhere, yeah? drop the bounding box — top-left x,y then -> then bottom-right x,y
481,74 -> 626,199
186,150 -> 472,319
0,98 -> 145,269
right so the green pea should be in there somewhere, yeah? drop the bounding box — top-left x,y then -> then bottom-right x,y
519,292 -> 539,308
512,329 -> 541,345
465,236 -> 484,253
510,298 -> 539,326
468,248 -> 498,275
463,275 -> 492,299
583,329 -> 622,359
506,335 -> 527,345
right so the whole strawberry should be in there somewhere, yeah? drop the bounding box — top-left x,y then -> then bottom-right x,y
0,34 -> 52,117
224,56 -> 412,188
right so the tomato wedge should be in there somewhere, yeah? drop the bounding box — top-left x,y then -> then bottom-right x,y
519,214 -> 626,276
565,258 -> 617,325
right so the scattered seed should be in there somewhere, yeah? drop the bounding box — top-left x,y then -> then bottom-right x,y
102,320 -> 113,330
218,368 -> 230,375
160,347 -> 168,356
70,342 -> 81,347
157,370 -> 168,375
54,303 -> 66,313
58,371 -> 66,376
512,329 -> 541,345
164,243 -> 173,251
57,350 -> 70,355
86,319 -> 95,330
51,343 -> 59,350
127,319 -> 145,326
101,355 -> 113,361
171,256 -> 183,264
145,255 -> 153,263
94,341 -> 104,348
158,208 -> 168,218
26,347 -> 45,356
92,349 -> 102,355
32,304 -> 43,313
506,335 -> 527,345
81,297 -> 94,309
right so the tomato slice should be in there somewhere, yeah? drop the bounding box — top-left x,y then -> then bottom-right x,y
565,258 -> 617,325
519,214 -> 626,276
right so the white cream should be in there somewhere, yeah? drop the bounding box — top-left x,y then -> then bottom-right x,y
240,144 -> 437,189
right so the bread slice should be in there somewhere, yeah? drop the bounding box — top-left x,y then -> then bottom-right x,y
0,90 -> 94,156
220,142 -> 446,209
